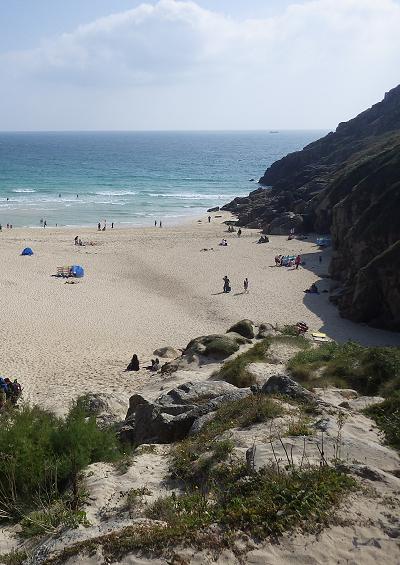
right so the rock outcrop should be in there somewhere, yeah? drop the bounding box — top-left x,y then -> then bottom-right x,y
222,84 -> 400,330
120,380 -> 252,444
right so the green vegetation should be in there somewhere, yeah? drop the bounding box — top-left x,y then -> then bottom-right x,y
20,499 -> 90,538
44,464 -> 355,565
286,417 -> 313,437
0,549 -> 29,565
0,400 -> 121,522
364,392 -> 400,450
215,338 -> 271,387
287,342 -> 400,395
171,394 -> 283,483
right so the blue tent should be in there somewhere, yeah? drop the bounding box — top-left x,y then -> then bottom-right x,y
70,265 -> 84,278
21,247 -> 34,256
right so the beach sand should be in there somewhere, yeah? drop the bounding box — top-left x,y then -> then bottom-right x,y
1,213 -> 399,414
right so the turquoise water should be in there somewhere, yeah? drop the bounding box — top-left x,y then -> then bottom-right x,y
0,131 -> 323,227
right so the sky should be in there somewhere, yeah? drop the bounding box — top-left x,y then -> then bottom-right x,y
0,0 -> 399,131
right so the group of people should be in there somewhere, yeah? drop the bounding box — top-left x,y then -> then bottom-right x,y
126,354 -> 161,373
154,220 -> 163,228
74,236 -> 84,246
0,224 -> 13,230
97,221 -> 114,231
274,254 -> 302,269
0,377 -> 22,409
223,276 -> 249,294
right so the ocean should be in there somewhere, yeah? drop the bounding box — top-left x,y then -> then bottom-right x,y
0,131 -> 324,227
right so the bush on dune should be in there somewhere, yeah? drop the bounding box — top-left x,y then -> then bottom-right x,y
0,400 -> 120,521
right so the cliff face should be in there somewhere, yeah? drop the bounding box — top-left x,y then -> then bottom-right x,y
222,85 -> 400,330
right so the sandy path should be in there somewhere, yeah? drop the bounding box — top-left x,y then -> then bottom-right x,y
0,214 -> 399,414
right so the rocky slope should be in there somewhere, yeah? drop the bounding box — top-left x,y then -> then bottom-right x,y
5,324 -> 399,565
222,85 -> 400,330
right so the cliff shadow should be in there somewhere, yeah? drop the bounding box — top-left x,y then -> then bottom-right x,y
299,244 -> 400,346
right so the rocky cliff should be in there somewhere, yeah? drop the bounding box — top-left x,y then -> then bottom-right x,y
222,85 -> 400,330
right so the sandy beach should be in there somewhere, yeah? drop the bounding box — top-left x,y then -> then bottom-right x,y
1,213 -> 399,414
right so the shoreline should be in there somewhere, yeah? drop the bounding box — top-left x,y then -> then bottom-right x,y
1,212 -> 399,415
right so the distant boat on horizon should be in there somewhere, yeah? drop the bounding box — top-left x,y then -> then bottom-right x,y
269,130 -> 279,134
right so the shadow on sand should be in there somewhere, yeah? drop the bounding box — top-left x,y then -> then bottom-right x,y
300,242 -> 400,346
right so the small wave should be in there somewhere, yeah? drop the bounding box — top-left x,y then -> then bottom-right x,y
12,189 -> 36,193
147,192 -> 235,200
94,190 -> 137,196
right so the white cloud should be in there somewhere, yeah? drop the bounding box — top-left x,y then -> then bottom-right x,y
1,0 -> 400,129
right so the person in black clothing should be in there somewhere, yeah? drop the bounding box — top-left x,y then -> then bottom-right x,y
126,354 -> 140,371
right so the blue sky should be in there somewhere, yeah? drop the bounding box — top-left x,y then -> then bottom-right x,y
0,0 -> 399,130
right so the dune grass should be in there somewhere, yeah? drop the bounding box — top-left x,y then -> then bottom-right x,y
364,392 -> 400,450
287,342 -> 400,396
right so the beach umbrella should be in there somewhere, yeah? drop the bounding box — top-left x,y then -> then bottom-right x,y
21,247 -> 34,256
70,265 -> 84,278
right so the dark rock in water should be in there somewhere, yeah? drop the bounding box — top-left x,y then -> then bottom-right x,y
221,84 -> 400,330
120,381 -> 252,444
261,374 -> 314,401
227,319 -> 255,339
249,178 -> 255,182
207,206 -> 220,212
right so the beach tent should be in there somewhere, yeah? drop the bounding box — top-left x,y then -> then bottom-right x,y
70,265 -> 84,278
21,247 -> 34,256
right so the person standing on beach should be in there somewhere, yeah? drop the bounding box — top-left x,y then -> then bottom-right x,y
97,222 -> 101,231
238,228 -> 242,237
111,222 -> 114,229
295,255 -> 301,269
243,278 -> 249,293
43,220 -> 47,228
160,220 -> 162,228
208,216 -> 211,223
223,275 -> 231,293
154,220 -> 157,227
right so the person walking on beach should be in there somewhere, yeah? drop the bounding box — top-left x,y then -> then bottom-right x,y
295,255 -> 301,269
43,220 -> 47,228
111,222 -> 114,229
154,220 -> 157,227
159,220 -> 162,228
97,222 -> 101,231
243,277 -> 249,293
208,216 -> 211,223
237,228 -> 242,238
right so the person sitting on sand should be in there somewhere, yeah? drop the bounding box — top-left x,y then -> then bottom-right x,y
74,236 -> 79,245
296,321 -> 309,335
237,228 -> 242,238
305,283 -> 319,294
275,254 -> 282,266
126,354 -> 140,371
151,358 -> 160,372
11,379 -> 22,404
219,239 -> 228,246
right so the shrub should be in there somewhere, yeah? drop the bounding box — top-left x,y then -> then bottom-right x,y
20,500 -> 89,538
0,400 -> 121,521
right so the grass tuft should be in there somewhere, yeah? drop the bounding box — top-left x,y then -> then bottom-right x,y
215,339 -> 271,387
364,392 -> 400,450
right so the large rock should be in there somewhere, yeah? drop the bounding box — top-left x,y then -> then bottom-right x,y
184,333 -> 245,359
227,319 -> 255,339
268,212 -> 304,235
156,380 -> 242,407
153,346 -> 180,359
261,374 -> 314,402
120,381 -> 252,445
